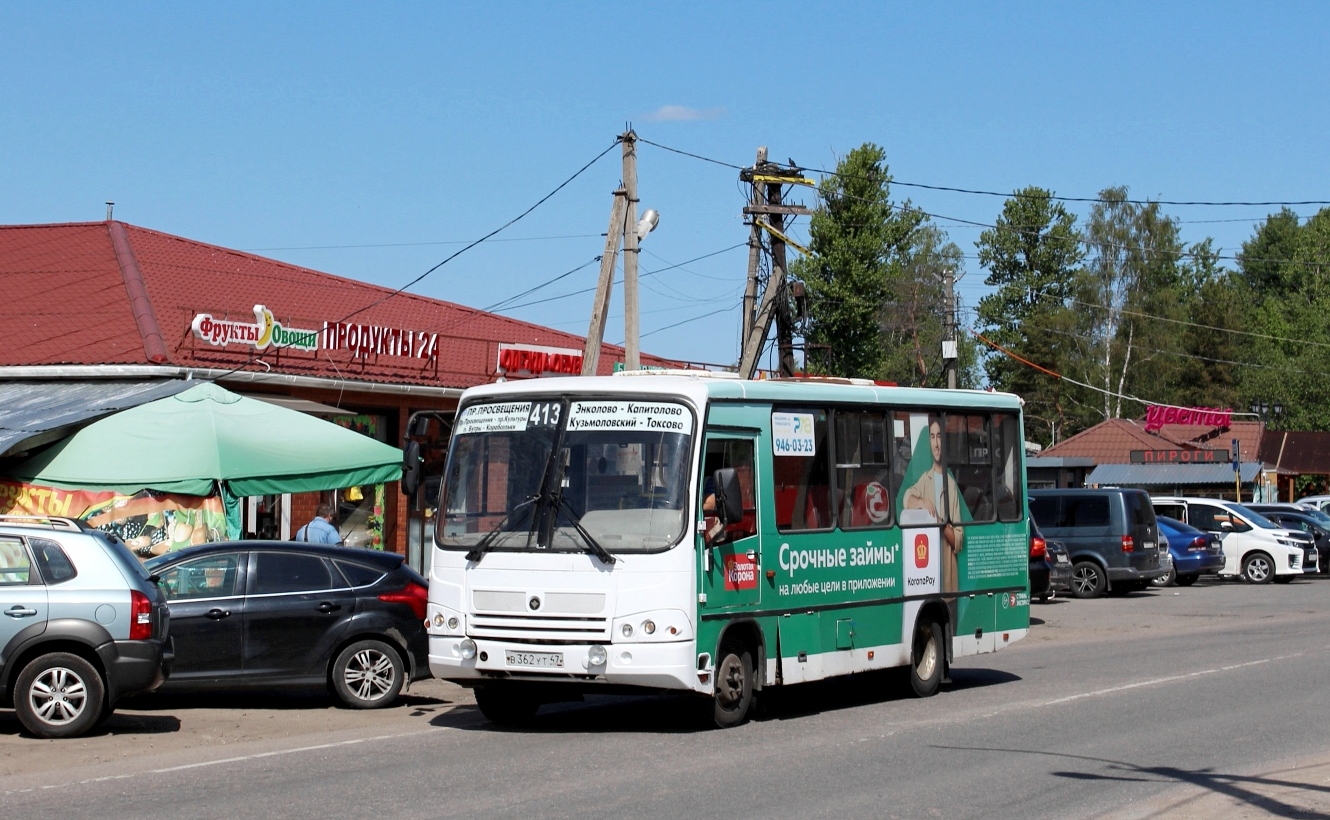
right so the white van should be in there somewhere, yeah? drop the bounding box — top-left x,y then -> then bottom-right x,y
1151,497 -> 1315,584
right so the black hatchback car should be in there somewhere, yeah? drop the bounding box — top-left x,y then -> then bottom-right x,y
144,542 -> 429,708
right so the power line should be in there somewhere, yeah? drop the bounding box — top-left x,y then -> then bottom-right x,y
499,244 -> 746,312
242,234 -> 604,252
482,257 -> 602,313
336,138 -> 623,324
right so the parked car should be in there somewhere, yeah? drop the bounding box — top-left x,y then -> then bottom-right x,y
1295,495 -> 1330,514
1045,536 -> 1073,601
1152,516 -> 1226,587
1150,498 -> 1315,584
0,515 -> 172,738
1247,504 -> 1330,572
1028,488 -> 1166,598
144,542 -> 429,708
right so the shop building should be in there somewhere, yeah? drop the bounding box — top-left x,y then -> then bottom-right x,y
0,220 -> 682,569
1035,416 -> 1280,501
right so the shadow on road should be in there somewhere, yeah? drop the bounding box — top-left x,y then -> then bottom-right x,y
446,666 -> 1022,734
931,743 -> 1330,819
119,687 -> 454,713
0,710 -> 182,739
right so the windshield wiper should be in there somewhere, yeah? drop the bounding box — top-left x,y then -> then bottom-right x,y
465,494 -> 539,563
556,496 -> 617,565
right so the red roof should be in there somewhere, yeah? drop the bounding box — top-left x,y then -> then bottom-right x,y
1041,417 -> 1265,464
0,221 -> 679,388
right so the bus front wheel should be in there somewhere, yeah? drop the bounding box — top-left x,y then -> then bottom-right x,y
908,620 -> 943,698
712,642 -> 754,728
474,685 -> 541,727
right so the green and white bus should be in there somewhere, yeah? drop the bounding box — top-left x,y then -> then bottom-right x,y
426,372 -> 1030,727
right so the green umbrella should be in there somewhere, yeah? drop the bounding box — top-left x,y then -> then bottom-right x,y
9,382 -> 403,536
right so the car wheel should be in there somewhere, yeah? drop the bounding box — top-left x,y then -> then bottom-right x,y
331,640 -> 404,709
1242,552 -> 1275,584
1151,566 -> 1176,587
1071,561 -> 1106,599
908,619 -> 943,698
474,685 -> 541,726
14,652 -> 105,739
1175,573 -> 1199,587
712,641 -> 755,728
1038,592 -> 1049,604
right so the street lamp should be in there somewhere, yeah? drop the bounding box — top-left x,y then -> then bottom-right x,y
1249,401 -> 1285,423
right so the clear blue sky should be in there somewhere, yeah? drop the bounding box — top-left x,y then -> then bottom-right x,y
3,3 -> 1327,369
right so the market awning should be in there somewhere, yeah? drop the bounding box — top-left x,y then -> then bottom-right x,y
1086,462 -> 1265,486
7,382 -> 403,496
0,379 -> 195,457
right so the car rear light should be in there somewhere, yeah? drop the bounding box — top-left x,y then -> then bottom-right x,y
1029,536 -> 1047,560
1190,536 -> 1208,552
379,581 -> 428,620
1121,535 -> 1134,553
130,589 -> 153,640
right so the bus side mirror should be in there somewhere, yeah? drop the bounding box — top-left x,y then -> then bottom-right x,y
713,468 -> 744,526
402,440 -> 423,498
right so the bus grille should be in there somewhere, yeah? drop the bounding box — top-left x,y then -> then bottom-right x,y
469,614 -> 610,642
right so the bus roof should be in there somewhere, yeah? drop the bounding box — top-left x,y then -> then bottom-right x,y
461,374 -> 1023,412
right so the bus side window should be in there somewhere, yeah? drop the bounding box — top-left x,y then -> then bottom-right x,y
702,439 -> 757,541
993,413 -> 1023,522
772,409 -> 831,532
946,414 -> 995,524
836,411 -> 892,529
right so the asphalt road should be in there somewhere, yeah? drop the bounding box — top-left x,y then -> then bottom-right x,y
5,576 -> 1330,819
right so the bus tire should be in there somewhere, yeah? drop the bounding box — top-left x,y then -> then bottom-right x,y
908,619 -> 943,698
474,685 -> 541,727
712,642 -> 754,728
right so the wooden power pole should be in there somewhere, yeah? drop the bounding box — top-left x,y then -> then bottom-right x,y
582,131 -> 642,376
737,152 -> 813,379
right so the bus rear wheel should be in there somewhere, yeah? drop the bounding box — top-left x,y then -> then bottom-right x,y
474,685 -> 541,727
712,642 -> 754,728
908,620 -> 943,698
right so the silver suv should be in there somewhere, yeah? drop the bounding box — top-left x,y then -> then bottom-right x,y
0,516 -> 172,738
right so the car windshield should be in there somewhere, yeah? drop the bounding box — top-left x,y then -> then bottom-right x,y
1231,504 -> 1281,530
438,398 -> 695,553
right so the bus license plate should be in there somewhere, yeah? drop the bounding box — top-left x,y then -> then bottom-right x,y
506,651 -> 564,669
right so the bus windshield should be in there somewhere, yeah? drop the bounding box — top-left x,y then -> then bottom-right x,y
438,398 -> 695,554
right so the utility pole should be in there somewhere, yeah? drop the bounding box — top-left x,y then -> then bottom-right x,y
741,148 -> 767,347
942,267 -> 957,389
583,131 -> 652,376
581,188 -> 627,376
621,132 -> 641,371
737,153 -> 814,379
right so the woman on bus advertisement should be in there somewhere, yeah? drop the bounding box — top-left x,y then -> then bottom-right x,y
898,414 -> 971,595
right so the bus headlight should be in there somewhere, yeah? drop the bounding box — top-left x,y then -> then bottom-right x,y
459,639 -> 477,660
588,645 -> 608,666
612,610 -> 693,643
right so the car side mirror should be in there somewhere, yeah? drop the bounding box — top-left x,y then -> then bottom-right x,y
1220,520 -> 1233,531
401,440 -> 423,498
713,467 -> 744,526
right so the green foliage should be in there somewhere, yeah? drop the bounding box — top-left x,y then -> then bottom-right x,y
1238,208 -> 1330,430
794,142 -> 979,386
973,187 -> 1083,444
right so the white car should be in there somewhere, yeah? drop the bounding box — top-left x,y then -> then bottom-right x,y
1150,497 -> 1315,584
1295,495 -> 1330,513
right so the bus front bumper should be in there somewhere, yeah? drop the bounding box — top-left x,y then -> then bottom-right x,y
429,636 -> 706,693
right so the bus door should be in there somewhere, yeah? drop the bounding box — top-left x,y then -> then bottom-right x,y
699,434 -> 760,609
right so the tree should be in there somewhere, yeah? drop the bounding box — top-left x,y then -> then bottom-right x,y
1239,208 -> 1330,430
795,143 -> 923,378
879,222 -> 979,387
974,187 -> 1083,444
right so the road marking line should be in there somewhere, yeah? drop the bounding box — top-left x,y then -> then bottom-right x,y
149,728 -> 448,773
1044,657 -> 1283,706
